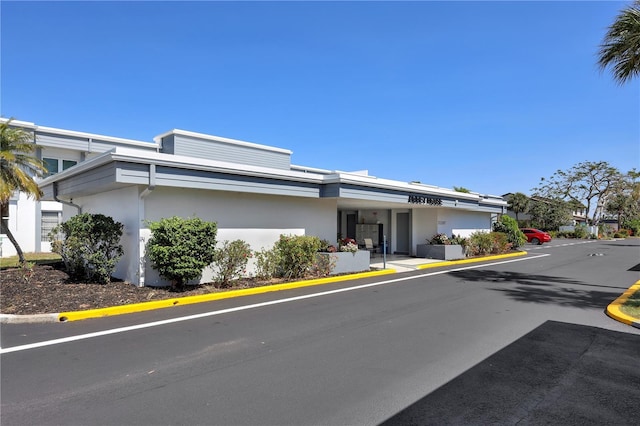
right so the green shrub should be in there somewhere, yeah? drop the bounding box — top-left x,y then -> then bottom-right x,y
466,231 -> 512,256
548,230 -> 558,238
491,232 -> 511,254
50,213 -> 124,284
556,230 -> 575,238
493,215 -> 526,248
625,219 -> 640,236
253,247 -> 281,280
598,224 -> 615,239
212,240 -> 252,287
574,224 -> 588,239
274,234 -> 323,279
146,216 -> 217,287
466,232 -> 495,256
310,253 -> 337,277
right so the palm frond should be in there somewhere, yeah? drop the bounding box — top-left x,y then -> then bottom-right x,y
598,1 -> 640,84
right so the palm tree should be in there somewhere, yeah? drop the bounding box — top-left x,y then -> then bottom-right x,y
598,1 -> 640,85
507,192 -> 530,223
1,119 -> 47,264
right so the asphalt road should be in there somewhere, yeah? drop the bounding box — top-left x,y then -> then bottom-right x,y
1,239 -> 639,425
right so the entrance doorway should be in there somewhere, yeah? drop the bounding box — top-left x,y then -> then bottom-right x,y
346,213 -> 357,240
396,212 -> 410,254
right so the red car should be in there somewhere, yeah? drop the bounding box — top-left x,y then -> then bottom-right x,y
520,228 -> 552,245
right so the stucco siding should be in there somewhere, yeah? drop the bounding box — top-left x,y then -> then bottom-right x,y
412,208 -> 438,252
73,186 -> 141,282
140,187 -> 337,286
437,209 -> 492,237
1,196 -> 37,257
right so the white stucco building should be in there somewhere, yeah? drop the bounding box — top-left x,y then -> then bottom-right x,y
2,119 -> 507,286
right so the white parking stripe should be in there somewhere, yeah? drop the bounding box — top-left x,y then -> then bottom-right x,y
0,254 -> 551,354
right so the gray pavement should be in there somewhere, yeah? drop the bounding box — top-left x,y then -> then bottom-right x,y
1,239 -> 638,425
382,320 -> 640,425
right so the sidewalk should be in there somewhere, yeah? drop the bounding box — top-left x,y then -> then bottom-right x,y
370,255 -> 443,272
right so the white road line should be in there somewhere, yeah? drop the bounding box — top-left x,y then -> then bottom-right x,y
0,254 -> 551,354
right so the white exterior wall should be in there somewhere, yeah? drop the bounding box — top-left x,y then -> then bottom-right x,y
30,182 -> 338,287
1,194 -> 37,257
412,208 -> 438,253
72,186 -> 141,282
437,209 -> 492,237
140,187 -> 337,286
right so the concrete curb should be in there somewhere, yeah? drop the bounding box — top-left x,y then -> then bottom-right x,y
606,280 -> 640,329
416,250 -> 527,270
0,251 -> 528,324
1,269 -> 396,324
0,313 -> 59,324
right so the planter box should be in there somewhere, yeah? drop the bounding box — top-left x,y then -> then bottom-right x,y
316,250 -> 370,275
416,244 -> 466,260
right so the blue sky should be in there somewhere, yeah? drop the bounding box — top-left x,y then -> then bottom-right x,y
2,1 -> 638,196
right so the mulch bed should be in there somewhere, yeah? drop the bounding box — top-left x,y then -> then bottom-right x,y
0,263 -> 285,315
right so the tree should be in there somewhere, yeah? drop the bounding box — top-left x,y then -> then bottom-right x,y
0,119 -> 47,264
598,1 -> 640,85
533,161 -> 622,225
527,197 -> 572,231
453,186 -> 471,193
507,192 -> 530,222
605,169 -> 640,228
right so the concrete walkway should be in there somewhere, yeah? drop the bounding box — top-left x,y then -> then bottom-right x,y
370,255 -> 444,272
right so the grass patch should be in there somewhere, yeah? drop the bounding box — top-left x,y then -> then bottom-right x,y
620,288 -> 640,319
1,252 -> 62,269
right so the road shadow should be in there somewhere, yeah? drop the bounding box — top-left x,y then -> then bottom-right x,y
490,285 -> 617,309
449,270 -> 627,309
380,321 -> 640,426
449,269 -> 582,287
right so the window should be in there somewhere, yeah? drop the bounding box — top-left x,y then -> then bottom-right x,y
63,160 -> 77,170
41,211 -> 61,242
43,158 -> 59,177
42,158 -> 77,177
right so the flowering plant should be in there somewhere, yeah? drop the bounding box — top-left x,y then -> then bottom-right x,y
429,233 -> 450,245
429,233 -> 467,246
338,238 -> 359,253
339,242 -> 359,253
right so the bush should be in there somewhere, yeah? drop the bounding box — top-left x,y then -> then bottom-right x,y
254,247 -> 281,280
274,235 -> 323,279
625,219 -> 640,236
212,240 -> 252,287
490,232 -> 511,254
310,253 -> 337,277
573,224 -> 588,239
429,233 -> 450,245
556,230 -> 575,239
493,215 -> 526,248
465,232 -> 495,256
51,213 -> 124,284
466,231 -> 512,256
146,216 -> 217,287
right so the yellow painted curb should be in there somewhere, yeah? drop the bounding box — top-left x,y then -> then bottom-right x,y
58,269 -> 397,322
416,250 -> 527,270
606,280 -> 640,328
